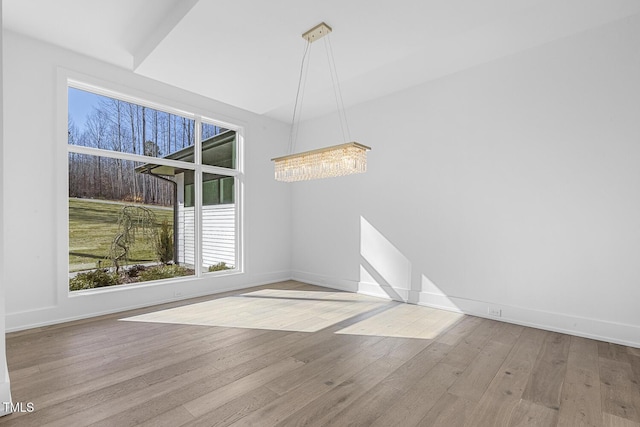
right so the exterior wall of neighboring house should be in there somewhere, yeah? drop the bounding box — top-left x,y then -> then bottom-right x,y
178,205 -> 236,269
175,173 -> 236,269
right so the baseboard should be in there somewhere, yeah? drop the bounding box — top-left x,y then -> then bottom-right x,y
357,281 -> 395,300
5,270 -> 291,332
354,282 -> 640,348
416,291 -> 640,348
291,271 -> 358,293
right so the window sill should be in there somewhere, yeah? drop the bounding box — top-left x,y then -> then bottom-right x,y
68,269 -> 244,297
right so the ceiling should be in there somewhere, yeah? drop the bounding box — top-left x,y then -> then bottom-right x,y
4,0 -> 640,123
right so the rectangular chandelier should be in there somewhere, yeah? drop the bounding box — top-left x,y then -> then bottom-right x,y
272,142 -> 371,182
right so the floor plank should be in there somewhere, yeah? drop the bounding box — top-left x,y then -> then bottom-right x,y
447,322 -> 522,402
557,336 -> 602,427
603,413 -> 640,427
508,400 -> 559,426
183,357 -> 305,418
521,331 -> 571,410
599,357 -> 640,424
368,356 -> 462,426
628,352 -> 640,388
418,392 -> 476,426
467,326 -> 547,426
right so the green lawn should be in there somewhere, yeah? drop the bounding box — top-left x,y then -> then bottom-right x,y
69,198 -> 173,272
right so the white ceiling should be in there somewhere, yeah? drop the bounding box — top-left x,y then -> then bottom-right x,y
4,0 -> 640,123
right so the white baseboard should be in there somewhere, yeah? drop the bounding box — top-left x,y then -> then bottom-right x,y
357,281 -> 395,300
416,291 -> 640,348
291,271 -> 358,293
354,280 -> 640,348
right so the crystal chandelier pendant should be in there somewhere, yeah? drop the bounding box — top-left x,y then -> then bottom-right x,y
272,22 -> 371,182
273,142 -> 370,182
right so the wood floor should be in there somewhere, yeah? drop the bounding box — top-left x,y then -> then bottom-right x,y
2,281 -> 639,426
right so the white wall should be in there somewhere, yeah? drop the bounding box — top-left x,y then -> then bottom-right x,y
2,31 -> 292,331
292,14 -> 640,347
0,3 -> 14,415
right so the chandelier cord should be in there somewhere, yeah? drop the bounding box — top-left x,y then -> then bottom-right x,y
325,34 -> 351,142
288,41 -> 311,155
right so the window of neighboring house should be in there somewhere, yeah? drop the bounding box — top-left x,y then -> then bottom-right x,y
183,171 -> 235,207
67,84 -> 241,291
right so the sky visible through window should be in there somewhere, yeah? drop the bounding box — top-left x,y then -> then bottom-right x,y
68,87 -> 103,129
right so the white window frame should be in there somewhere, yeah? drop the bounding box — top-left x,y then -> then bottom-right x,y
61,74 -> 244,295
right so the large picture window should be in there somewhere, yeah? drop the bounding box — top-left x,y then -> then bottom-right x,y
67,84 -> 241,291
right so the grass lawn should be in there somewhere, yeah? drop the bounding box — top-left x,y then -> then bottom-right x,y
69,198 -> 173,272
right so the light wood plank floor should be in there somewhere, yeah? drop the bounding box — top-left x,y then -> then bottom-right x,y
2,281 -> 639,426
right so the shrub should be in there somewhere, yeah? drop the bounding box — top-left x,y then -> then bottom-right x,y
208,262 -> 232,272
69,269 -> 119,291
138,264 -> 191,282
126,264 -> 147,278
156,219 -> 173,264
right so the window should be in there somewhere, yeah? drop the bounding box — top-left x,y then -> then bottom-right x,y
183,172 -> 235,207
67,84 -> 241,291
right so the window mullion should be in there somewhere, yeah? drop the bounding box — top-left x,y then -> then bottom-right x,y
194,117 -> 203,277
68,145 -> 197,170
200,165 -> 241,176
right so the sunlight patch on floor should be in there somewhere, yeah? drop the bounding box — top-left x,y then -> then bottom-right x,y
335,304 -> 464,340
121,289 -> 388,332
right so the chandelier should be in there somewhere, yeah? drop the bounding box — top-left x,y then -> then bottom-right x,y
272,22 -> 371,182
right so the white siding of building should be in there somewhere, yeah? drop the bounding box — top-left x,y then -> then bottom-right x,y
178,204 -> 235,269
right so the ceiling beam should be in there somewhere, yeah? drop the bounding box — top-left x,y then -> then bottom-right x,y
132,0 -> 199,71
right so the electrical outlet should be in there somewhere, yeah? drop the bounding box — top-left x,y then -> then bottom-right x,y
488,307 -> 502,317
174,291 -> 183,297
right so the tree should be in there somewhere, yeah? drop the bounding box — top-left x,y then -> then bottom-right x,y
68,92 -> 184,206
144,140 -> 160,157
109,205 -> 157,273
